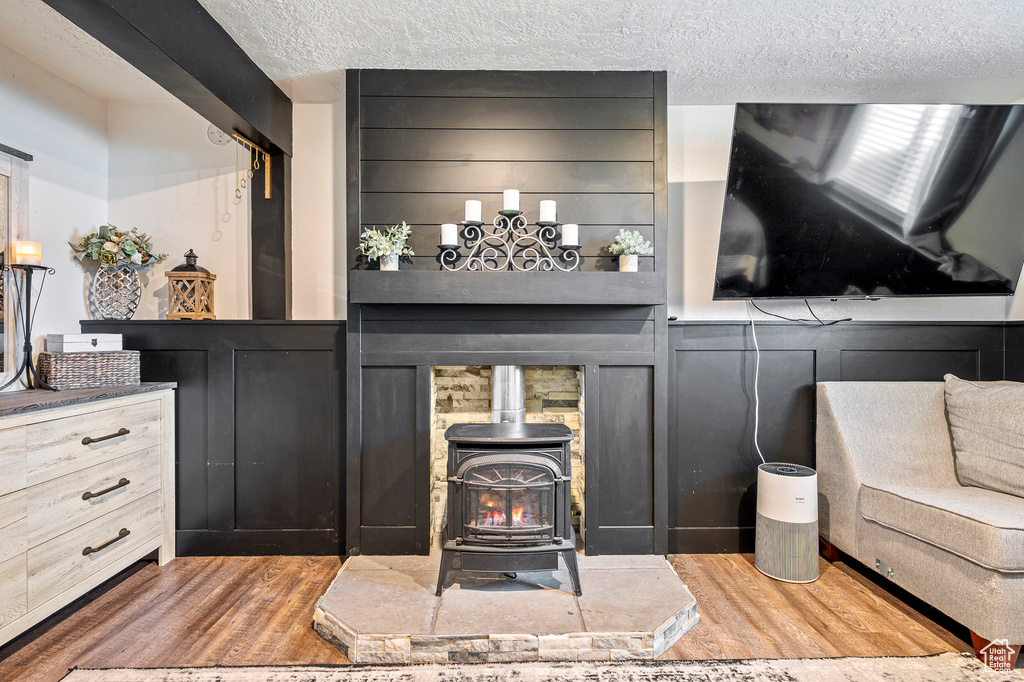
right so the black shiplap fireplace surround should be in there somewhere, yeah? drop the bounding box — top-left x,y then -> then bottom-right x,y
345,70 -> 669,556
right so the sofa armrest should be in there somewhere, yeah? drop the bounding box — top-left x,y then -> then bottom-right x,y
816,382 -> 959,553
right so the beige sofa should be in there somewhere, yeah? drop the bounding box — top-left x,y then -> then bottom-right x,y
816,380 -> 1024,649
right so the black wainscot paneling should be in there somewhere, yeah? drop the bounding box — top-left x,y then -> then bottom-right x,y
1007,323 -> 1024,380
138,350 -> 209,531
668,321 -> 1005,554
358,366 -> 429,555
80,320 -> 345,556
594,366 -> 655,555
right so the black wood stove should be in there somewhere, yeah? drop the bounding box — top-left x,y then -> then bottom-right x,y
435,367 -> 581,596
436,422 -> 581,596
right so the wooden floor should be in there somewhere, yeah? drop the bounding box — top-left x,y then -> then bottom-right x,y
0,554 -> 971,681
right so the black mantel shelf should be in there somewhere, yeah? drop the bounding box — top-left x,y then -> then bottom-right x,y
349,270 -> 667,305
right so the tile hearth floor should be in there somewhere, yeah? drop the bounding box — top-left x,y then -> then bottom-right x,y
313,553 -> 699,664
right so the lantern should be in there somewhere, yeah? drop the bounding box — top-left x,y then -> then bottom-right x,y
165,249 -> 216,319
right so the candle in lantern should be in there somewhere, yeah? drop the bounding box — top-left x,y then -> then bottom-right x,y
561,224 -> 579,247
14,241 -> 42,266
538,200 -> 557,223
441,223 -> 459,246
503,189 -> 520,211
465,200 -> 482,223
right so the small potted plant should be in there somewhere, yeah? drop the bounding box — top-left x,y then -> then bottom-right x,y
608,229 -> 653,272
358,222 -> 414,271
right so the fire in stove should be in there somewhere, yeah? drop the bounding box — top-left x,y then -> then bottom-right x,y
479,507 -> 536,527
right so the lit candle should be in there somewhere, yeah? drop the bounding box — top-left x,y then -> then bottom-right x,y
503,189 -> 520,211
441,223 -> 459,246
14,241 -> 42,266
539,200 -> 557,223
561,224 -> 579,247
465,200 -> 482,223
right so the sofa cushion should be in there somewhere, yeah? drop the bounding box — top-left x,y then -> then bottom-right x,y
944,374 -> 1024,498
860,483 -> 1024,573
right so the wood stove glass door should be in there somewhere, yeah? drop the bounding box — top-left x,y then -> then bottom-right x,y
463,463 -> 555,545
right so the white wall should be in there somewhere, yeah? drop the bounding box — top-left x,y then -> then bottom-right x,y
107,101 -> 250,319
291,101 -> 347,319
0,41 -> 107,343
666,105 -> 1010,321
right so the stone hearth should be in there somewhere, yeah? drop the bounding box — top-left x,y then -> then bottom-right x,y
312,553 -> 698,664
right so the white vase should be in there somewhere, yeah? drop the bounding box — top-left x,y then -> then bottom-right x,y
619,254 -> 638,272
380,254 -> 400,271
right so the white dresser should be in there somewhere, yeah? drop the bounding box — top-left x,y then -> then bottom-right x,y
0,384 -> 175,646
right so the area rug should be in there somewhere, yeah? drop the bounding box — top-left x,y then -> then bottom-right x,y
60,652 -> 1023,681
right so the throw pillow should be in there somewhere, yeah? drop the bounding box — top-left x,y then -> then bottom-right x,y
944,374 -> 1024,498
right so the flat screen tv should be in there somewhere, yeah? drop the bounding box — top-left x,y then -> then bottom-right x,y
713,103 -> 1024,299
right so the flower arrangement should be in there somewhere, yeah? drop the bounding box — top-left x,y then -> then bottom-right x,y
357,222 -> 414,261
608,229 -> 653,256
70,225 -> 167,268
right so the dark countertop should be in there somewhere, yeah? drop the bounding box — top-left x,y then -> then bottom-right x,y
0,383 -> 176,418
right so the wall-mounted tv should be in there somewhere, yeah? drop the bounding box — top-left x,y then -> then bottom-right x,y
713,103 -> 1024,299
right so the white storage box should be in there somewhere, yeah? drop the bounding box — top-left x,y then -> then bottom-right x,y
46,333 -> 123,352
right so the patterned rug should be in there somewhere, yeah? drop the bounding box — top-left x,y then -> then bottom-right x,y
60,652 -> 1024,681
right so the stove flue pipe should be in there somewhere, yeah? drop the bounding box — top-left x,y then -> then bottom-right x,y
491,365 -> 526,423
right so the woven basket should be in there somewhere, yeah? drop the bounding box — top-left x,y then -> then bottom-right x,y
38,351 -> 141,391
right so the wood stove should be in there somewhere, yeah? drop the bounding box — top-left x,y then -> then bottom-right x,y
435,421 -> 582,596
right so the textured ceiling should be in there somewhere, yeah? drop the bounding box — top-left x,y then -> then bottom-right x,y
0,0 -> 171,102
198,0 -> 1024,103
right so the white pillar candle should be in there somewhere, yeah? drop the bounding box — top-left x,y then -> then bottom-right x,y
538,200 -> 557,223
14,241 -> 42,266
464,199 -> 482,223
561,224 -> 579,247
503,189 -> 520,211
441,223 -> 459,246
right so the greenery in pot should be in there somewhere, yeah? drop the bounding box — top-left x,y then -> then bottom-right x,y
608,228 -> 653,256
70,224 -> 167,268
357,222 -> 415,261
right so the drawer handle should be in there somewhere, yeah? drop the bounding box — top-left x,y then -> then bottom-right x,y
82,528 -> 130,556
82,428 -> 130,445
82,478 -> 131,501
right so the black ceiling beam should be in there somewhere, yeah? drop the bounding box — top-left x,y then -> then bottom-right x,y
41,0 -> 292,155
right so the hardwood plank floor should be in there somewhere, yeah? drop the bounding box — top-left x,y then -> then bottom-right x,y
0,554 -> 971,681
663,554 -> 972,661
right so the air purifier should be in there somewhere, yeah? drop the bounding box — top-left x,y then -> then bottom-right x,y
755,462 -> 819,583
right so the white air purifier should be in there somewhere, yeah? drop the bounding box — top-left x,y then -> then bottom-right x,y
755,462 -> 819,583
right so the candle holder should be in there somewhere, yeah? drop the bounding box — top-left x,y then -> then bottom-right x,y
0,264 -> 57,391
439,212 -> 580,272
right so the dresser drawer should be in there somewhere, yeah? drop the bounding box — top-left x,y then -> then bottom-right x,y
26,399 -> 161,485
0,554 -> 27,628
27,491 -> 160,610
0,490 -> 26,564
27,447 -> 161,548
0,426 -> 26,496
